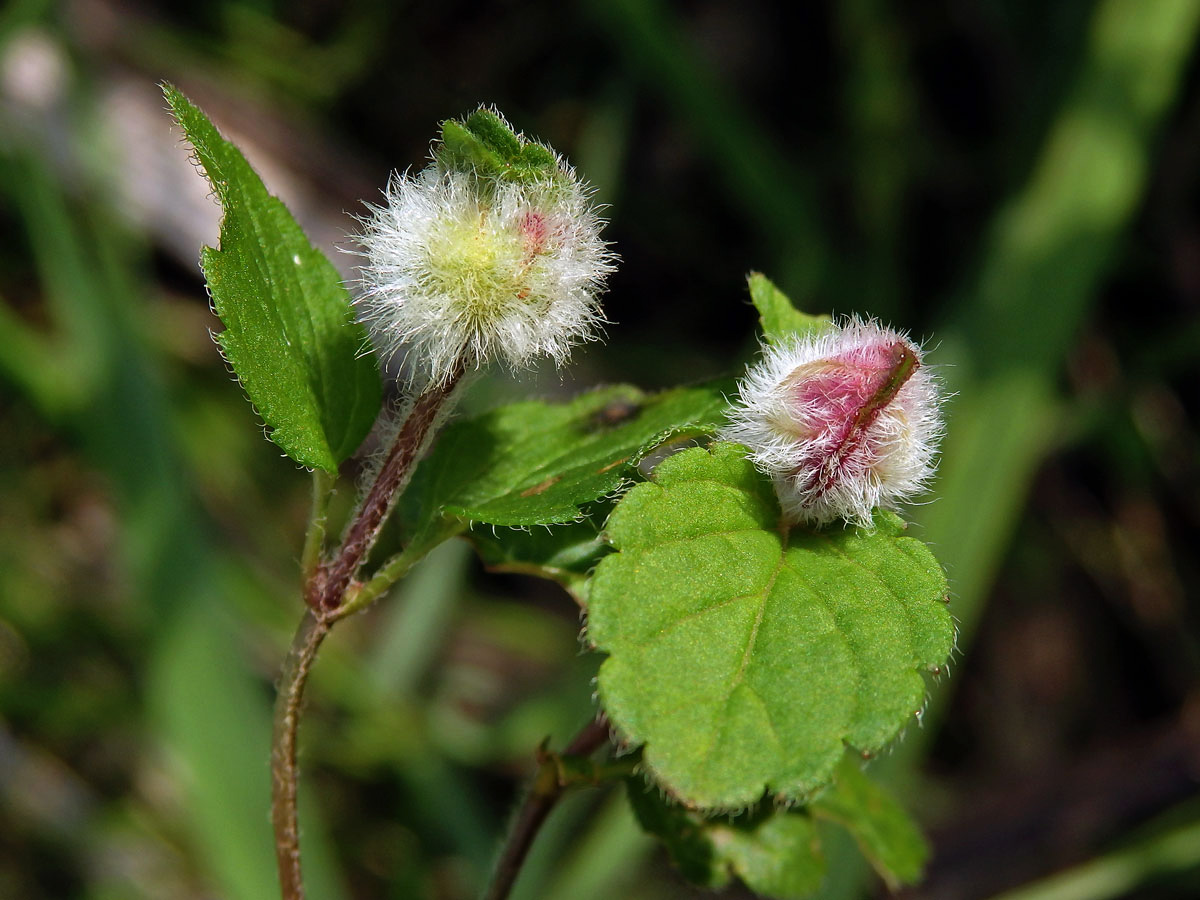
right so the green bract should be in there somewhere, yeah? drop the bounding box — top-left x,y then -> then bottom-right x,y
165,84 -> 381,473
437,108 -> 560,181
588,442 -> 954,810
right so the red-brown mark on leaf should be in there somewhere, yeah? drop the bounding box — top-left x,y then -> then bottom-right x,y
596,457 -> 630,474
521,475 -> 561,497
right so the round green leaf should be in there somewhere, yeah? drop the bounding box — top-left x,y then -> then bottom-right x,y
588,443 -> 953,810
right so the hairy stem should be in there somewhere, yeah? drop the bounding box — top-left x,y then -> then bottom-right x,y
310,367 -> 463,610
271,608 -> 330,900
333,543 -> 423,621
274,369 -> 465,899
484,715 -> 612,900
301,469 -> 335,583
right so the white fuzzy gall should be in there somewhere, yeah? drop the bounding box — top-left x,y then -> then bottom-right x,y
353,114 -> 615,388
721,319 -> 943,527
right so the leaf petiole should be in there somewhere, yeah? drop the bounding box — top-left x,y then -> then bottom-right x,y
483,715 -> 614,900
300,468 -> 336,585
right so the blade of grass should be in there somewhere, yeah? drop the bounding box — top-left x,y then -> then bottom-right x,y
989,802 -> 1200,900
366,538 -> 473,699
152,604 -> 289,900
364,537 -> 496,884
0,295 -> 71,416
833,0 -> 917,322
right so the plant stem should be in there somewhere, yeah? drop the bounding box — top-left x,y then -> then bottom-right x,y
483,715 -> 612,900
274,370 -> 465,899
332,544 -> 423,621
310,367 -> 463,610
271,608 -> 331,900
301,469 -> 335,583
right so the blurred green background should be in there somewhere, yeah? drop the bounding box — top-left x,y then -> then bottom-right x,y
2,0 -> 1200,898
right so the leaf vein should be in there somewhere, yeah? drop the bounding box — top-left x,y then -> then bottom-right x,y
697,552 -> 785,783
812,537 -> 920,664
625,526 -> 770,551
620,586 -> 768,649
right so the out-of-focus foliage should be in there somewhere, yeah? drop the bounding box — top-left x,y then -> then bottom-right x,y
2,0 -> 1200,898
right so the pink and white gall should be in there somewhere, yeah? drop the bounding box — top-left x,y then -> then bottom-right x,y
721,320 -> 943,527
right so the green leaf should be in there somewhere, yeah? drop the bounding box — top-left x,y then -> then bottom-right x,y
626,754 -> 926,899
718,812 -> 825,899
811,756 -> 928,889
398,381 -> 731,552
626,777 -> 724,888
588,442 -> 953,810
164,84 -> 381,472
627,778 -> 824,899
748,272 -> 830,344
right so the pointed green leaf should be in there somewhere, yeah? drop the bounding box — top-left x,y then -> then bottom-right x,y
588,443 -> 953,810
811,756 -> 928,888
748,272 -> 830,344
164,84 -> 381,472
398,381 -> 731,552
439,120 -> 506,176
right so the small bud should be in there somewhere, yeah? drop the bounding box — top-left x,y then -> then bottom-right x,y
354,107 -> 616,388
721,319 -> 943,527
